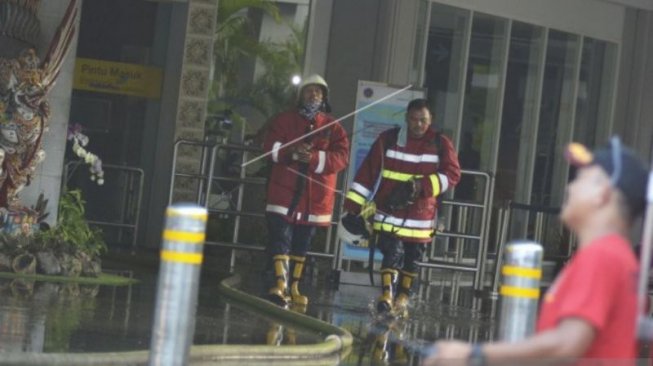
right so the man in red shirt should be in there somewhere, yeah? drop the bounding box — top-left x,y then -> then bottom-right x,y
423,137 -> 648,365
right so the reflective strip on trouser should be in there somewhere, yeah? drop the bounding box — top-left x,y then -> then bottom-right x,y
373,222 -> 433,239
149,204 -> 207,366
498,241 -> 543,343
266,204 -> 331,224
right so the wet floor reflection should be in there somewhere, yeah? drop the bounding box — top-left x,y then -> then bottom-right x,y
0,275 -> 326,355
0,262 -> 495,366
0,279 -> 100,353
238,268 -> 496,365
216,302 -> 326,346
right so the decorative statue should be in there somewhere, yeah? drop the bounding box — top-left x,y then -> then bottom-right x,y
0,0 -> 78,209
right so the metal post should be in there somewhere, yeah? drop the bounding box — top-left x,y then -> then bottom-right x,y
197,138 -> 211,205
490,205 -> 512,300
203,145 -> 218,208
534,212 -> 545,243
455,206 -> 469,263
498,240 -> 543,342
475,171 -> 493,290
637,168 -> 653,341
149,204 -> 208,366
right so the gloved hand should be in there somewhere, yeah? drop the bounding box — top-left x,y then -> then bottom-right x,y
341,213 -> 370,239
290,142 -> 312,163
385,180 -> 417,211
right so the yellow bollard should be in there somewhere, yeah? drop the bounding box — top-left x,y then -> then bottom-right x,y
498,240 -> 543,342
149,204 -> 207,366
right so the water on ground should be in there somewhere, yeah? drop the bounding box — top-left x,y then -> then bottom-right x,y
0,251 -> 497,365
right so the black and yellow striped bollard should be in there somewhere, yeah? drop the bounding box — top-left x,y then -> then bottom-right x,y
498,240 -> 543,342
149,204 -> 207,366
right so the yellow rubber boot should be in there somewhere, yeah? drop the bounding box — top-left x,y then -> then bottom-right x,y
266,322 -> 283,345
376,268 -> 398,314
289,255 -> 308,306
393,342 -> 408,364
285,327 -> 297,345
372,331 -> 390,362
394,270 -> 417,318
268,255 -> 290,305
289,294 -> 308,315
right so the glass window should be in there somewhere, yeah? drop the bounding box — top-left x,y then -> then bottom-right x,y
422,4 -> 473,261
495,22 -> 545,205
532,30 -> 580,207
420,2 -> 620,261
573,37 -> 618,148
460,14 -> 509,170
453,13 -> 509,262
423,3 -> 471,142
457,13 -> 509,200
529,30 -> 581,261
493,22 -> 547,240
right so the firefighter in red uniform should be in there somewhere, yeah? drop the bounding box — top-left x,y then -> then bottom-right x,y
263,74 -> 349,307
342,98 -> 461,316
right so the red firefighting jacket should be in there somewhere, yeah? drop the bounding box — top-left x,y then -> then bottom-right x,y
344,127 -> 461,243
263,110 -> 349,226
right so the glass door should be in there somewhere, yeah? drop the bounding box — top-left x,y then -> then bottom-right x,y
460,13 -> 509,177
422,3 -> 470,146
420,1 -> 620,259
495,22 -> 546,205
533,30 -> 581,207
421,2 -> 619,210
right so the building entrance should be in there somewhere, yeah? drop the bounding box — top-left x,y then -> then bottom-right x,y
421,1 -> 619,256
67,0 -> 169,249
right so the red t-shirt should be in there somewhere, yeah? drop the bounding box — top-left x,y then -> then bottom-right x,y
536,234 -> 639,359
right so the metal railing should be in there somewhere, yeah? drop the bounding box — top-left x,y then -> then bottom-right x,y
332,169 -> 494,292
419,170 -> 494,292
168,140 -> 499,290
168,139 -> 341,272
64,162 -> 144,250
489,201 -> 576,299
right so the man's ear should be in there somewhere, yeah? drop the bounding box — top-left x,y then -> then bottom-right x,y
594,181 -> 613,208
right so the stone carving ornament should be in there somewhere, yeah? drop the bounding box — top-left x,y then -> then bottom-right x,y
0,0 -> 77,208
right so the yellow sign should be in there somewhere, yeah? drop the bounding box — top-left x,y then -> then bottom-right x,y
73,58 -> 163,99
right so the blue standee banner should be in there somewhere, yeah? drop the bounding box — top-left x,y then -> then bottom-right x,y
342,81 -> 425,262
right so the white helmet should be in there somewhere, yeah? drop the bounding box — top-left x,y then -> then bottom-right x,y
337,213 -> 369,245
299,74 -> 329,98
297,74 -> 331,113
